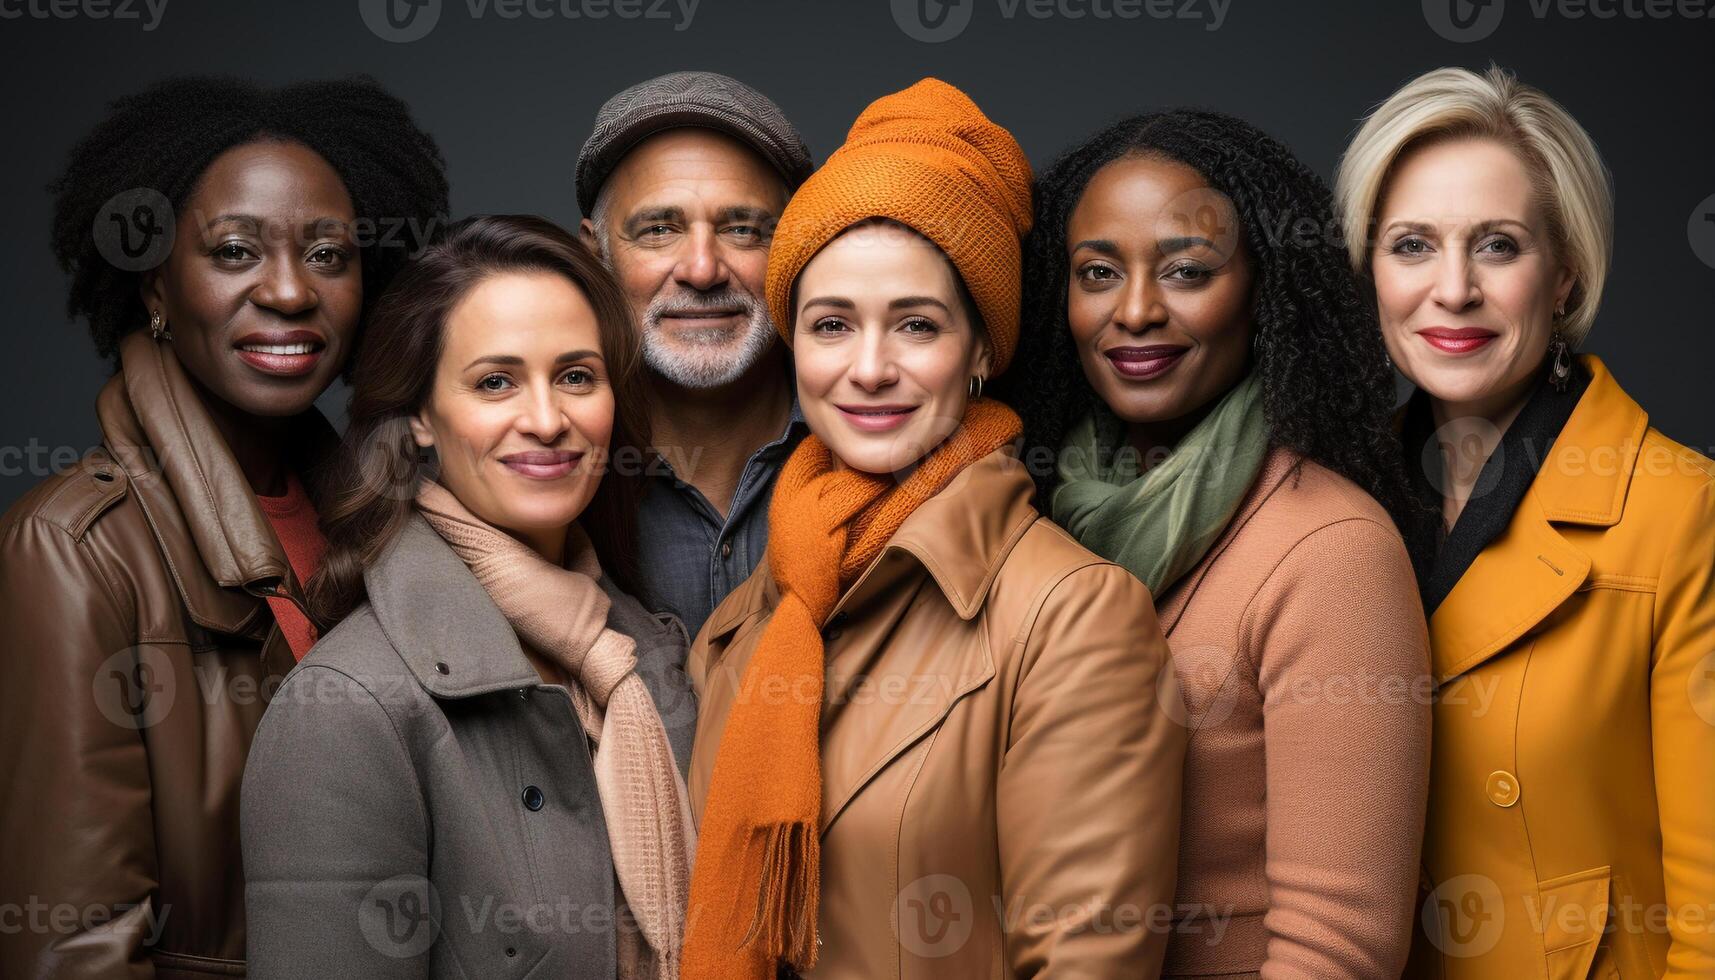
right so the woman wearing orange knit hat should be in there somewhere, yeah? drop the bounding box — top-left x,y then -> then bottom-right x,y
680,78 -> 1187,979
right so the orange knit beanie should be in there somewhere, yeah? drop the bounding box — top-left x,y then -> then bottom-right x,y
764,78 -> 1034,373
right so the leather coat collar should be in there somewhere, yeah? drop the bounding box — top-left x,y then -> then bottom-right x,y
97,330 -> 338,636
714,447 -> 1042,632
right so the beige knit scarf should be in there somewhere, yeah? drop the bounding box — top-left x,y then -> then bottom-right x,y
416,480 -> 694,979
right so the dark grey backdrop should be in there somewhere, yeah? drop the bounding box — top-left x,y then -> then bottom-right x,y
3,0 -> 1710,511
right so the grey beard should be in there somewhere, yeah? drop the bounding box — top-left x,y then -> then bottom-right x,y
640,299 -> 775,389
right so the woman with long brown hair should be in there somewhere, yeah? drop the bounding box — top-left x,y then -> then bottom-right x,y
241,215 -> 697,979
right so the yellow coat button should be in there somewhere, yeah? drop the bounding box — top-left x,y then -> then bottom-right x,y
1486,770 -> 1520,807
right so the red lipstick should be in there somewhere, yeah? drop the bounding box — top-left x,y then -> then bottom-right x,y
1416,327 -> 1497,355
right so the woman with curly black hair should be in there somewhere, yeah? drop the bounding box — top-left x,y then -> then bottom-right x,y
996,110 -> 1431,977
0,75 -> 447,978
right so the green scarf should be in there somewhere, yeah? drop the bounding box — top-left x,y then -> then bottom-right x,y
1051,372 -> 1270,597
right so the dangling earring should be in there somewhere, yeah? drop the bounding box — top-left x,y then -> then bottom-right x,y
148,310 -> 173,342
968,375 -> 984,400
1547,306 -> 1571,393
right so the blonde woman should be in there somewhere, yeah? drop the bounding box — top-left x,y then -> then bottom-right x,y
1337,66 -> 1715,978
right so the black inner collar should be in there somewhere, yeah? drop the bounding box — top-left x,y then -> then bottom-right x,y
1403,357 -> 1592,617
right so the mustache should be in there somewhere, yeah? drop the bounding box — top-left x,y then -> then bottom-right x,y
646,287 -> 762,319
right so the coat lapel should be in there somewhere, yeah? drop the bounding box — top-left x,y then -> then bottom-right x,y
1427,355 -> 1645,682
98,332 -> 337,636
363,514 -> 542,697
1427,490 -> 1590,682
814,450 -> 1032,834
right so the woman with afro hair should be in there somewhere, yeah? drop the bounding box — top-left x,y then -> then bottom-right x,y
995,109 -> 1433,977
0,75 -> 448,978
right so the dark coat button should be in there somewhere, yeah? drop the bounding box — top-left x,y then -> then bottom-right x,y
434,661 -> 449,675
522,785 -> 544,811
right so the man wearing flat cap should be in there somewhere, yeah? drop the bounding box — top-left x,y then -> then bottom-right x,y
577,70 -> 812,638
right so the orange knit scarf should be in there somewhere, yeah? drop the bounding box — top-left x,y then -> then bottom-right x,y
681,398 -> 1023,979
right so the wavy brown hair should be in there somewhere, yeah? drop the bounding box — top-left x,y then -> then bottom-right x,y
305,214 -> 650,628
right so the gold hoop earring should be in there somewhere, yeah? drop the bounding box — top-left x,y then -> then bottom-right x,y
148,310 -> 173,342
968,375 -> 984,400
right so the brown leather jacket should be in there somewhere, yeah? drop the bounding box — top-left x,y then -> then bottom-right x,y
0,331 -> 335,979
687,448 -> 1188,979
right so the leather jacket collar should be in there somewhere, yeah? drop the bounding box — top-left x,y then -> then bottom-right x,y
96,330 -> 339,636
711,446 -> 1041,634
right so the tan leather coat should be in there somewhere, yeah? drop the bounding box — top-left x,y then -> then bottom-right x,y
687,448 -> 1188,978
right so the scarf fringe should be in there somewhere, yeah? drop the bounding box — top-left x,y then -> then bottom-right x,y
740,821 -> 821,969
685,401 -> 1021,979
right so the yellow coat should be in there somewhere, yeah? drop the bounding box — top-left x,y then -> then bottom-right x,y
1407,355 -> 1715,979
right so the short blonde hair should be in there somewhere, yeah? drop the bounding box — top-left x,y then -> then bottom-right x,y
1334,66 -> 1613,345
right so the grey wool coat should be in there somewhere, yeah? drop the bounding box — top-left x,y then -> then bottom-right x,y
240,513 -> 697,980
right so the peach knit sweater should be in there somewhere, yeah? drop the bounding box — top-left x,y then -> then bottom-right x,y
1153,446 -> 1431,978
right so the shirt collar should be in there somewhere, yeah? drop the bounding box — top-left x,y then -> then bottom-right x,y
764,387 -> 810,454
649,381 -> 809,484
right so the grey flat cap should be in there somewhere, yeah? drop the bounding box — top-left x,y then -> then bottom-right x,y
575,70 -> 813,216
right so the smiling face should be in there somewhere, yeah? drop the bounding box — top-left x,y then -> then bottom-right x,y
584,128 -> 788,390
142,139 -> 362,418
791,221 -> 992,475
1371,137 -> 1574,418
1064,154 -> 1254,443
408,271 -> 615,559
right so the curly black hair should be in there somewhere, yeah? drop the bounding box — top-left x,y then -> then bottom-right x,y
49,74 -> 451,370
995,108 -> 1435,553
